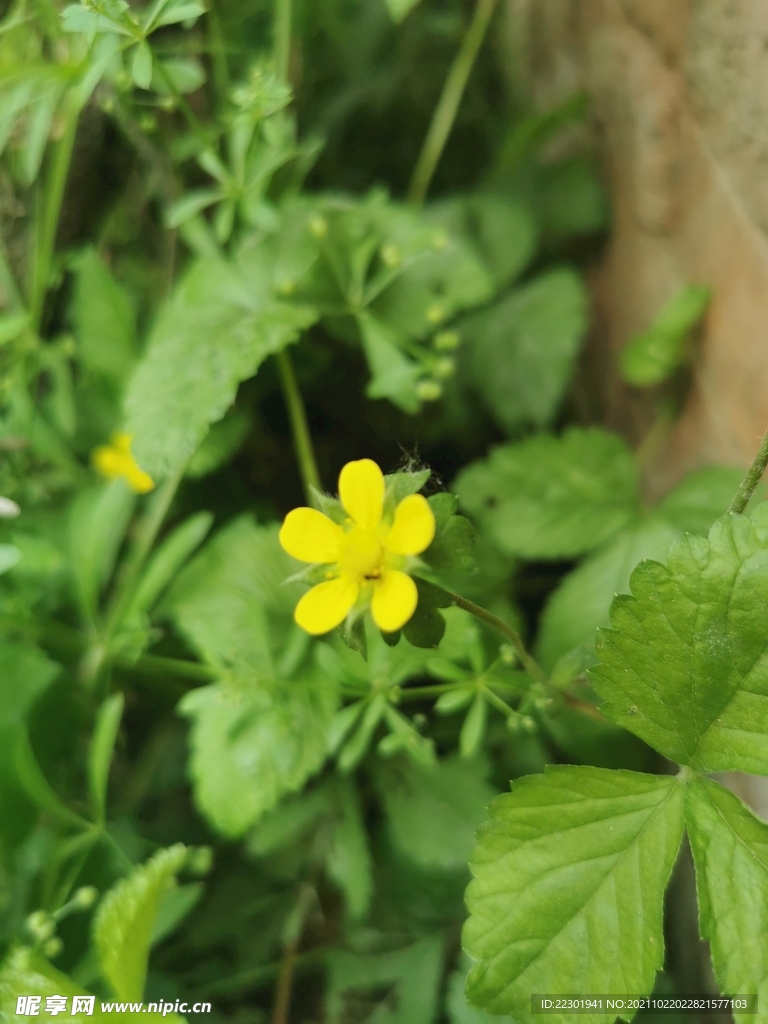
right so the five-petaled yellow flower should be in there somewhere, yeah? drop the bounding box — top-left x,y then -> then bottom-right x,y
279,459 -> 435,635
92,432 -> 155,494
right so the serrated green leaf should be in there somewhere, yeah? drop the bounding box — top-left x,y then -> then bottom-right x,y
461,268 -> 587,432
325,937 -> 442,1024
536,517 -> 679,671
686,776 -> 768,1023
89,692 -> 124,823
620,285 -> 711,387
455,428 -> 638,559
94,843 -> 189,1001
125,252 -> 317,479
357,312 -> 422,413
178,674 -> 339,837
164,516 -> 302,677
591,504 -> 768,773
463,766 -> 684,1021
72,248 -> 136,382
377,755 -> 495,871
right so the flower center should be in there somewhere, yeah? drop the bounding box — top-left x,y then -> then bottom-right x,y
337,527 -> 384,579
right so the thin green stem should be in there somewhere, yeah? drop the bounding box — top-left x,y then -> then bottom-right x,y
729,426 -> 768,514
122,652 -> 217,683
276,349 -> 321,504
207,2 -> 230,104
407,0 -> 498,206
448,590 -> 548,685
30,90 -> 81,330
398,681 -> 468,700
104,463 -> 186,639
154,60 -> 208,140
273,0 -> 292,83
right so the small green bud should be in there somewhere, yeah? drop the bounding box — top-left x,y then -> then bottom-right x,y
433,357 -> 455,379
499,644 -> 517,667
433,330 -> 460,351
432,230 -> 449,250
416,380 -> 442,402
308,215 -> 328,239
186,846 -> 214,876
72,886 -> 98,910
26,910 -> 55,942
43,937 -> 63,959
426,304 -> 445,325
380,243 -> 401,268
521,715 -> 537,734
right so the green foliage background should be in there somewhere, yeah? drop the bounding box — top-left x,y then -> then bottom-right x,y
0,0 -> 764,1023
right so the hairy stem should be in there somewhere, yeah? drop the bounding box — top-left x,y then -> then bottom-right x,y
30,91 -> 81,330
276,348 -> 321,504
273,0 -> 292,83
728,427 -> 768,514
448,590 -> 548,685
407,0 -> 498,206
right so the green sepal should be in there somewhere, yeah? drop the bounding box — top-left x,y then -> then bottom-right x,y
381,628 -> 402,647
309,486 -> 347,524
384,468 -> 431,512
338,615 -> 367,660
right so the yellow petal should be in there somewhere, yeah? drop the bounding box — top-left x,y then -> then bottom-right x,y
112,432 -> 134,454
386,493 -> 435,555
295,576 -> 359,635
92,445 -> 126,480
279,508 -> 343,563
338,459 -> 384,529
371,569 -> 418,632
124,463 -> 155,494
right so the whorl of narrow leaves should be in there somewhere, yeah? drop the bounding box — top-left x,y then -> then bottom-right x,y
591,504 -> 768,774
463,766 -> 684,1023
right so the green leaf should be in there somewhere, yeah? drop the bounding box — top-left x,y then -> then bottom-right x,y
656,465 -> 746,534
94,843 -> 189,1000
384,0 -> 423,22
72,248 -> 136,382
151,882 -> 203,946
591,503 -> 768,773
125,252 -> 317,479
131,40 -> 152,90
377,755 -> 495,871
0,947 -> 171,1024
422,493 -> 475,575
150,57 -> 206,95
126,510 -> 213,620
164,516 -> 302,677
686,777 -> 768,1022
88,692 -> 124,823
455,428 -> 638,559
69,482 -> 136,621
620,285 -> 711,387
536,517 -> 679,671
185,408 -> 251,478
384,467 -> 431,510
461,268 -> 587,432
447,958 -> 515,1024
325,779 -> 373,919
178,674 -> 339,837
463,766 -> 685,1020
403,577 -> 451,649
357,312 -> 422,413
325,937 -> 443,1024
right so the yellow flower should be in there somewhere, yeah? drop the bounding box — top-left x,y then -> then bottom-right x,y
92,432 -> 155,494
279,459 -> 436,635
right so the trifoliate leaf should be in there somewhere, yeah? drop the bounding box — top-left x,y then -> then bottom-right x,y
620,285 -> 711,387
178,674 -> 339,837
686,776 -> 768,1023
461,268 -> 587,432
463,766 -> 684,1021
94,844 -> 189,1001
536,517 -> 679,671
72,248 -> 136,382
455,428 -> 638,559
325,937 -> 443,1024
591,504 -> 768,773
125,252 -> 317,478
376,755 -> 495,871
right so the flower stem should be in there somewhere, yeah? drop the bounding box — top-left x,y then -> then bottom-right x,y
728,427 -> 768,514
276,349 -> 321,504
407,0 -> 498,206
30,90 -> 81,330
448,590 -> 548,685
273,0 -> 292,83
